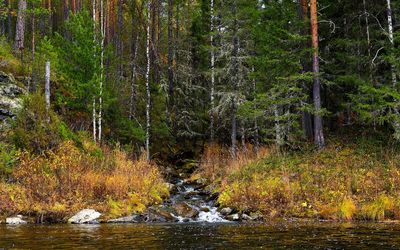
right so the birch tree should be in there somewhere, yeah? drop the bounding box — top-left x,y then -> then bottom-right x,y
145,0 -> 152,160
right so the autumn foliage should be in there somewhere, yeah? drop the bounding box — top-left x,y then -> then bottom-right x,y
0,140 -> 168,221
199,138 -> 400,221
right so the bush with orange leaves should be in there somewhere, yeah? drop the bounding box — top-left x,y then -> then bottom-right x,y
0,140 -> 168,221
197,143 -> 270,183
198,138 -> 400,221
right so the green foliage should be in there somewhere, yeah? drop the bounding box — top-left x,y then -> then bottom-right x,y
12,93 -> 74,154
53,11 -> 99,121
0,143 -> 18,179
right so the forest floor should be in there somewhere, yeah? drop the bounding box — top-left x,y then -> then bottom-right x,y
196,129 -> 400,222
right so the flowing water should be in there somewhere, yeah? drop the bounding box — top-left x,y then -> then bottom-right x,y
2,222 -> 400,249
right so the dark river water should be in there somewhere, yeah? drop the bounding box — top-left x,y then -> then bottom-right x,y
1,221 -> 400,249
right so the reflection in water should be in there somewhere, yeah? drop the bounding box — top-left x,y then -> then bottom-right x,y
1,222 -> 400,249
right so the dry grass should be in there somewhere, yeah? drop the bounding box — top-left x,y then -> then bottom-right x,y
0,140 -> 168,220
198,140 -> 400,221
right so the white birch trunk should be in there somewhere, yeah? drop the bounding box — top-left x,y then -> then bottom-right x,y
145,0 -> 152,160
387,0 -> 397,87
210,0 -> 215,142
387,0 -> 400,139
92,0 -> 97,142
45,61 -> 51,120
130,34 -> 139,119
98,0 -> 104,143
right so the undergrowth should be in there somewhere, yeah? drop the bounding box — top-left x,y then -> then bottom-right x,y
198,136 -> 400,221
0,139 -> 168,221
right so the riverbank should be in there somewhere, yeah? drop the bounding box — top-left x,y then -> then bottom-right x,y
0,138 -> 169,223
197,132 -> 400,222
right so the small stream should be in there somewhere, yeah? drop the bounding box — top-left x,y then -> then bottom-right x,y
165,177 -> 227,223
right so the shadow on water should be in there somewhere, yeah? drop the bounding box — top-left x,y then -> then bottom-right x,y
1,221 -> 400,249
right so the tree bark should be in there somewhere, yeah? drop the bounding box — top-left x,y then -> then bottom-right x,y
14,0 -> 26,52
117,0 -> 123,83
45,61 -> 51,120
31,7 -> 36,92
98,0 -> 104,143
210,0 -> 215,142
231,0 -> 238,157
145,0 -> 152,161
310,0 -> 325,148
64,0 -> 69,21
129,7 -> 139,119
92,0 -> 97,142
387,0 -> 397,87
167,0 -> 174,126
298,0 -> 313,140
7,0 -> 12,41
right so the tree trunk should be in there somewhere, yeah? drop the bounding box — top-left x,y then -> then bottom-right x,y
210,0 -> 215,142
167,0 -> 174,126
129,16 -> 139,119
14,0 -> 27,52
45,61 -> 51,119
7,0 -> 12,41
98,0 -> 104,143
64,0 -> 69,21
31,9 -> 36,92
298,0 -> 313,141
92,0 -> 97,142
117,0 -> 123,83
145,0 -> 152,161
387,0 -> 397,87
230,0 -> 238,157
310,0 -> 325,148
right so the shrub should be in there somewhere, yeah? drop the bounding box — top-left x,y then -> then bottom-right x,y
1,140 -> 168,219
12,93 -> 70,154
198,137 -> 400,221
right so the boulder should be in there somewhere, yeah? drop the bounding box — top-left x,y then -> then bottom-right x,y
226,213 -> 240,221
220,207 -> 233,216
0,71 -> 26,124
107,214 -> 145,223
68,209 -> 101,224
145,208 -> 178,223
6,215 -> 27,225
172,202 -> 199,218
241,213 -> 253,221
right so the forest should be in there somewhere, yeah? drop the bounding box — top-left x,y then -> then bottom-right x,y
2,0 -> 400,225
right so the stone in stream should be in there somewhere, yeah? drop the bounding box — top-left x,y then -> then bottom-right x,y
107,214 -> 145,223
220,207 -> 233,216
172,202 -> 199,219
68,209 -> 101,224
6,215 -> 27,225
146,207 -> 178,222
226,213 -> 240,221
241,214 -> 254,221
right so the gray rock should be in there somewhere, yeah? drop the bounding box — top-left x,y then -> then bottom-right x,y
241,213 -> 253,221
172,202 -> 199,218
68,209 -> 101,224
226,213 -> 240,221
145,208 -> 179,222
220,207 -> 233,216
0,71 -> 26,125
107,214 -> 144,223
6,215 -> 27,225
